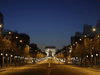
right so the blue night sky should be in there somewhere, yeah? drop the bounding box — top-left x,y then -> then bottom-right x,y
0,0 -> 100,51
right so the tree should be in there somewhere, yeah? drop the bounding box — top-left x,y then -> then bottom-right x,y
83,24 -> 94,37
96,19 -> 100,34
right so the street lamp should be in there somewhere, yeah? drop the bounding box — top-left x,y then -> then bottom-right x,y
26,44 -> 28,46
84,35 -> 87,37
9,31 -> 11,35
20,40 -> 22,42
91,55 -> 93,57
92,28 -> 96,32
79,39 -> 82,41
92,47 -> 94,49
16,36 -> 18,39
0,24 -> 2,28
0,24 -> 3,34
73,44 -> 75,46
15,56 -> 17,58
86,55 -> 88,58
1,53 -> 3,56
6,54 -> 8,56
11,55 -> 13,57
75,42 -> 77,44
96,54 -> 98,57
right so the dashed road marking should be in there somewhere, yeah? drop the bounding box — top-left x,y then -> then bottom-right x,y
47,68 -> 52,75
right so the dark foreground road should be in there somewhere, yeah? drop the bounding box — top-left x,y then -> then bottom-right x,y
0,57 -> 100,75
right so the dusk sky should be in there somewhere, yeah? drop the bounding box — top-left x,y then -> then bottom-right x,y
0,0 -> 100,51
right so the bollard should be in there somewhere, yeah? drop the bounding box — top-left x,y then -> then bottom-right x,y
48,63 -> 51,68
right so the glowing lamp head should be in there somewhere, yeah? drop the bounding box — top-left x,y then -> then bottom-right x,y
16,36 -> 18,39
92,28 -> 96,32
79,39 -> 82,41
86,55 -> 88,57
6,54 -> 8,56
1,53 -> 3,56
84,35 -> 87,37
91,55 -> 93,57
75,42 -> 77,44
11,55 -> 13,57
0,24 -> 2,28
73,44 -> 75,46
9,31 -> 11,34
20,40 -> 22,42
96,54 -> 98,56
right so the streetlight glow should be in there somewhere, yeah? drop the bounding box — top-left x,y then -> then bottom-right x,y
79,39 -> 82,41
20,40 -> 22,42
75,42 -> 77,44
6,54 -> 8,56
9,31 -> 11,34
96,54 -> 98,56
11,55 -> 13,57
84,35 -> 87,37
86,55 -> 88,57
73,44 -> 75,46
92,28 -> 96,32
16,36 -> 18,39
0,24 -> 2,28
1,53 -> 3,56
91,55 -> 93,57
92,47 -> 94,49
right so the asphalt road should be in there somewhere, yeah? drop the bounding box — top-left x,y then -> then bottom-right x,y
0,57 -> 93,75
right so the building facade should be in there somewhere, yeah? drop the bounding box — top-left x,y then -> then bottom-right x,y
45,46 -> 56,57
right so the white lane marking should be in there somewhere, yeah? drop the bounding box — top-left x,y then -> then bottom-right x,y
47,68 -> 52,75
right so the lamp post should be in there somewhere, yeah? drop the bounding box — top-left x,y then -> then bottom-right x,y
10,55 -> 13,66
0,53 -> 3,68
96,53 -> 98,68
92,27 -> 98,67
5,54 -> 8,67
91,47 -> 94,68
0,24 -> 3,35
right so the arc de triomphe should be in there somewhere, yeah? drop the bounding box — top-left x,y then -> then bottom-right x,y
45,46 -> 56,57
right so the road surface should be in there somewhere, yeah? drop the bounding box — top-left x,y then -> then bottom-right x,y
0,57 -> 100,75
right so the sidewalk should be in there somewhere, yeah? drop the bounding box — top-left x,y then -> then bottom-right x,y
65,64 -> 100,72
0,63 -> 35,72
